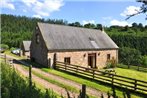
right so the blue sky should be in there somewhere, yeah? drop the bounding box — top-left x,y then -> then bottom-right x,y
1,0 -> 147,27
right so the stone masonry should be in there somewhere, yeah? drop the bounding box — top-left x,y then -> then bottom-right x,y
48,49 -> 118,69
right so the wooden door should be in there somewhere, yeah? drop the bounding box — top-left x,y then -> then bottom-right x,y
88,53 -> 96,68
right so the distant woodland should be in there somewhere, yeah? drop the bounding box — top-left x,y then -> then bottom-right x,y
1,14 -> 147,66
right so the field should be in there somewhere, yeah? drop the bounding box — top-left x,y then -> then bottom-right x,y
115,68 -> 147,82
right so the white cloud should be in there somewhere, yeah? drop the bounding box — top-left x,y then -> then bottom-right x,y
33,15 -> 42,18
120,6 -> 140,17
1,0 -> 15,10
21,0 -> 64,17
110,19 -> 131,26
21,0 -> 37,7
82,20 -> 95,25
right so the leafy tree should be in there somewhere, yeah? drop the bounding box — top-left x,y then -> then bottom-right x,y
132,22 -> 138,28
84,23 -> 95,29
68,22 -> 82,27
119,47 -> 142,66
141,55 -> 147,66
96,24 -> 102,30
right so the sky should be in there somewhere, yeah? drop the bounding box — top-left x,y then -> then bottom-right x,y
1,0 -> 147,27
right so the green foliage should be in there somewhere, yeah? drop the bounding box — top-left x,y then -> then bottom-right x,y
0,44 -> 9,50
1,14 -> 67,48
110,35 -> 147,55
119,47 -> 142,66
1,63 -> 57,98
10,47 -> 17,51
141,55 -> 147,66
106,60 -> 117,69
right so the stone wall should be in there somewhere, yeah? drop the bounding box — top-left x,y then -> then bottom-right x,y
48,49 -> 118,69
30,26 -> 48,67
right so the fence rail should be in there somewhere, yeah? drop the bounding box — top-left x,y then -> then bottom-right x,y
55,61 -> 147,94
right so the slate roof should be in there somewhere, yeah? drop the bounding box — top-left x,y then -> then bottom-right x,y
22,41 -> 31,51
37,22 -> 118,51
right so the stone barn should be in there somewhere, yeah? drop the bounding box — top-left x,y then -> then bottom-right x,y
30,22 -> 119,69
21,41 -> 31,57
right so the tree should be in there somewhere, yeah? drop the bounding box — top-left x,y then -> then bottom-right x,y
126,0 -> 147,20
132,22 -> 138,28
119,47 -> 142,66
141,56 -> 147,66
84,23 -> 95,29
96,24 -> 102,30
68,22 -> 82,27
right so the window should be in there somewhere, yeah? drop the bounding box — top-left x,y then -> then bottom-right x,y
107,54 -> 111,60
64,57 -> 70,64
36,34 -> 40,44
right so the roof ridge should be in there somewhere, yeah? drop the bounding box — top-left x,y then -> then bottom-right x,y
37,22 -> 102,32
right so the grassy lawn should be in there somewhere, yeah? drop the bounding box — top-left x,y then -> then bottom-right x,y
117,64 -> 147,73
115,68 -> 147,82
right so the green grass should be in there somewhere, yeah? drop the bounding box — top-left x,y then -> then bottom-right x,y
32,70 -> 78,93
4,50 -> 26,59
42,68 -> 140,98
115,68 -> 147,82
117,64 -> 147,72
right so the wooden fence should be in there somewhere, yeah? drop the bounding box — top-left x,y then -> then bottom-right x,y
55,61 -> 147,94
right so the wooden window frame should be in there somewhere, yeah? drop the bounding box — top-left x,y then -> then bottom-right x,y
64,57 -> 70,64
107,54 -> 111,60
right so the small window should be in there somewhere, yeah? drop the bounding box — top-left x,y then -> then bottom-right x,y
36,34 -> 40,44
107,54 -> 111,60
64,57 -> 70,64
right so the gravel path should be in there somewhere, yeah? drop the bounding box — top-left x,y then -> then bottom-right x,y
32,68 -> 109,98
13,63 -> 78,98
4,54 -> 111,98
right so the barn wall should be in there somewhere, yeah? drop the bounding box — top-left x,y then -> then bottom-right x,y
24,51 -> 30,57
30,27 -> 48,67
48,49 -> 118,69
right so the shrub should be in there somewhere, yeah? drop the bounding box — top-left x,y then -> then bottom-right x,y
0,44 -> 9,50
1,63 -> 57,98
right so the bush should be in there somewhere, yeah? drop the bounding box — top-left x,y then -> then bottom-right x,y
106,58 -> 117,68
141,55 -> 147,66
0,44 -> 9,50
1,63 -> 57,98
119,47 -> 142,66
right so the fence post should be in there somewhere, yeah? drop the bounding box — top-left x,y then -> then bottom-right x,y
53,53 -> 56,69
134,79 -> 137,91
93,70 -> 95,79
29,65 -> 32,88
81,84 -> 86,98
